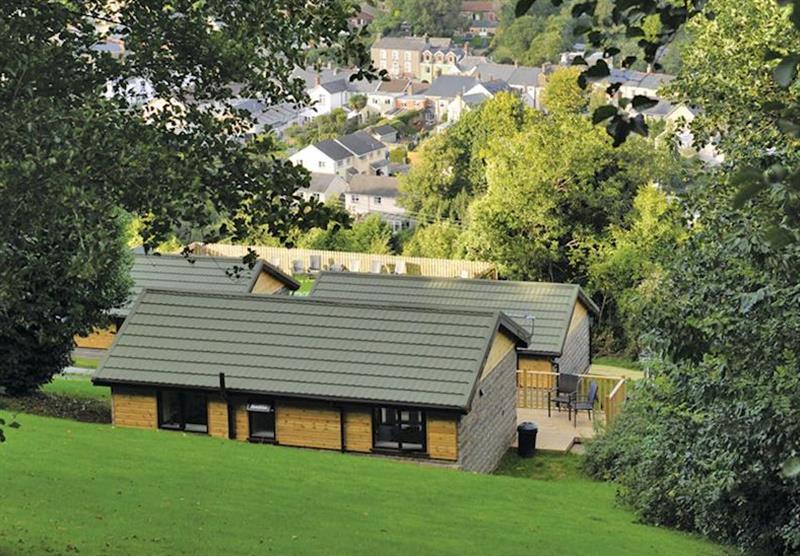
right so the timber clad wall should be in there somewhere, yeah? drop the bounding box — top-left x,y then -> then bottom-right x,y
458,348 -> 517,473
111,386 -> 157,429
518,355 -> 553,372
276,402 -> 342,450
555,302 -> 590,375
481,332 -> 516,380
208,396 -> 229,438
426,414 -> 459,461
343,408 -> 372,453
234,401 -> 249,441
251,272 -> 287,294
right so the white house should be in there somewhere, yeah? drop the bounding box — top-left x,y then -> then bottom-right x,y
289,131 -> 388,178
307,78 -> 351,118
298,173 -> 348,204
345,175 -> 414,231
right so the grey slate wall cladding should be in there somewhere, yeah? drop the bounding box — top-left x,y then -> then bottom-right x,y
457,348 -> 517,473
555,311 -> 590,375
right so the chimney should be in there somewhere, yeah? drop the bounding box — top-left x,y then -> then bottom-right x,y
476,71 -> 481,81
314,75 -> 321,87
464,41 -> 469,56
646,62 -> 653,74
514,60 -> 518,68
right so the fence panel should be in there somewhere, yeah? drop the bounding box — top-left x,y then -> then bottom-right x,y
605,379 -> 627,426
188,243 -> 497,279
516,370 -> 626,416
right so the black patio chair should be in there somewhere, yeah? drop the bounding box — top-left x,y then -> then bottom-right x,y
548,373 -> 581,420
572,381 -> 599,427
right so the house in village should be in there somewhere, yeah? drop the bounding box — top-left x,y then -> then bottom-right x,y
419,43 -> 466,83
424,75 -> 480,122
93,290 -> 530,473
307,77 -> 352,118
297,173 -> 348,204
289,131 -> 388,178
310,273 -> 599,375
460,1 -> 500,23
371,36 -> 459,81
75,254 -> 299,349
345,175 -> 414,232
447,79 -> 511,123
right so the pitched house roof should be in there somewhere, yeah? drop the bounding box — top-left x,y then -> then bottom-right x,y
425,75 -> 480,98
314,139 -> 354,161
348,175 -> 400,197
93,290 -> 530,411
116,254 -> 300,316
310,273 -> 599,356
336,131 -> 386,156
372,36 -> 428,51
376,79 -> 412,93
304,173 -> 345,195
319,79 -> 350,94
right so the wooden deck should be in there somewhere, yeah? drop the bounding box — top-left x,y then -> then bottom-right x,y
515,408 -> 598,453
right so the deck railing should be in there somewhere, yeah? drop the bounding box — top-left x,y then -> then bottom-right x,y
604,378 -> 627,425
187,243 -> 498,279
516,370 -> 627,426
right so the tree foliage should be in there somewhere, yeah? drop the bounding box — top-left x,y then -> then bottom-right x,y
402,222 -> 464,259
585,184 -> 800,553
373,0 -> 464,37
399,92 -> 531,222
541,67 -> 590,114
462,112 -> 671,281
296,214 -> 394,254
0,0 -> 375,394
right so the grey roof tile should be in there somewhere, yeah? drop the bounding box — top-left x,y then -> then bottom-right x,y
310,273 -> 599,356
95,290 -> 529,410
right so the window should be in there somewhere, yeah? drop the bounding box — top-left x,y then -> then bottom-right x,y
158,391 -> 208,433
373,407 -> 425,452
351,194 -> 360,203
380,49 -> 387,59
404,62 -> 412,73
247,402 -> 275,442
392,50 -> 399,60
318,160 -> 325,168
374,196 -> 382,205
404,51 -> 411,61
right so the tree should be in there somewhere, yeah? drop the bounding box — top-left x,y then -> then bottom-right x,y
462,112 -> 669,281
0,0 -> 376,394
580,184 -> 686,353
399,92 -> 531,222
373,0 -> 464,37
348,93 -> 367,111
402,222 -> 465,259
585,183 -> 800,553
297,214 -> 394,254
541,67 -> 590,114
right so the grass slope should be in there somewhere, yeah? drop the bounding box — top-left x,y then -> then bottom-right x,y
0,414 -> 723,556
41,376 -> 110,400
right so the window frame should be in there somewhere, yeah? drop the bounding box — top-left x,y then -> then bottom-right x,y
157,390 -> 209,434
372,406 -> 427,454
247,400 -> 277,443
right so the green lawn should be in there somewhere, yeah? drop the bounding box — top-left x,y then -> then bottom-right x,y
0,413 -> 724,556
72,356 -> 100,369
293,274 -> 315,295
591,356 -> 645,381
40,375 -> 110,400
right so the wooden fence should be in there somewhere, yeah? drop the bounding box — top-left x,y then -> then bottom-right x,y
188,243 -> 498,279
516,370 -> 627,426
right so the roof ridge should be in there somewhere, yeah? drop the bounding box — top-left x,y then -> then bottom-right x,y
315,271 -> 583,290
138,287 -> 524,319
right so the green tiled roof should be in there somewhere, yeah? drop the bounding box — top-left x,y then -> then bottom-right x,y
94,289 -> 529,410
113,254 -> 299,316
310,273 -> 599,356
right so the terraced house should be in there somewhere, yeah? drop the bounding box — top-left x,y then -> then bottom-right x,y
93,290 -> 530,473
310,273 -> 599,375
75,254 -> 299,349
